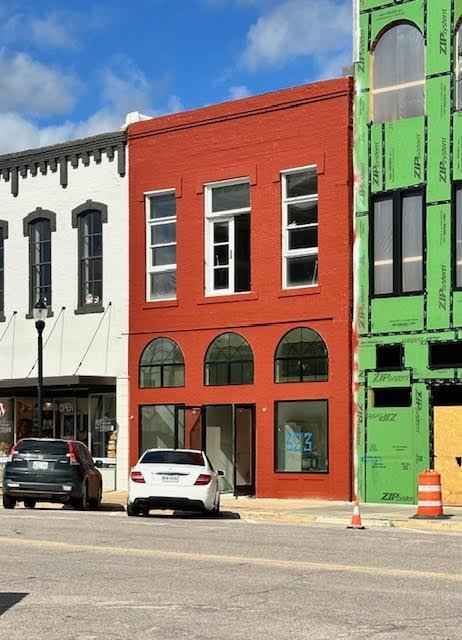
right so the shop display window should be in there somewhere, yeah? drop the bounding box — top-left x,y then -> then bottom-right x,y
90,394 -> 117,463
0,398 -> 14,457
140,404 -> 183,453
275,400 -> 328,473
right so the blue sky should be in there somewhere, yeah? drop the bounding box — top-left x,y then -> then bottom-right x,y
0,0 -> 352,154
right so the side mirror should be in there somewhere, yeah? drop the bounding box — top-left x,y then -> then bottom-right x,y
217,470 -> 224,477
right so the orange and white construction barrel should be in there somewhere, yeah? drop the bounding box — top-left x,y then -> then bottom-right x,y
414,470 -> 444,518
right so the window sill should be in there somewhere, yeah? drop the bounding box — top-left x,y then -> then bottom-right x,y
274,470 -> 329,475
25,310 -> 54,319
142,299 -> 178,310
74,305 -> 105,315
278,286 -> 321,298
198,292 -> 258,305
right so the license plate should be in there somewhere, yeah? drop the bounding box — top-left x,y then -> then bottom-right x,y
32,461 -> 48,471
162,474 -> 179,483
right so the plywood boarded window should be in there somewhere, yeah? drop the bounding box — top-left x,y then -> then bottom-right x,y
372,23 -> 425,123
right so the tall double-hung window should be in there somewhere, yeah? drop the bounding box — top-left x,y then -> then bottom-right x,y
373,191 -> 423,296
372,23 -> 425,123
0,225 -> 4,318
30,219 -> 52,308
146,190 -> 177,301
205,179 -> 251,295
282,166 -> 318,288
79,210 -> 103,307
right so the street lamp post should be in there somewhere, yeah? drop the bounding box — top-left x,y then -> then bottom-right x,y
33,298 -> 48,438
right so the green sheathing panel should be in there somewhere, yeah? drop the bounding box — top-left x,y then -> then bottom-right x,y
453,112 -> 462,181
356,12 -> 370,92
368,370 -> 411,387
453,292 -> 462,325
361,0 -> 393,11
370,124 -> 384,193
426,204 -> 451,329
371,296 -> 424,333
365,406 -> 416,504
426,0 -> 452,76
371,1 -> 424,44
427,77 -> 451,203
358,342 -> 376,378
356,386 -> 366,501
354,93 -> 370,213
356,215 -> 370,336
412,384 -> 430,484
363,383 -> 429,505
385,118 -> 425,190
405,331 -> 456,379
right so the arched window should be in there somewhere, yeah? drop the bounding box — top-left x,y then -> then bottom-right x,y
372,23 -> 425,123
456,23 -> 462,110
139,337 -> 185,388
205,332 -> 254,385
275,328 -> 328,383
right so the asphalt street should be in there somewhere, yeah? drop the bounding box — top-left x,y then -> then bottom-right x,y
0,505 -> 461,640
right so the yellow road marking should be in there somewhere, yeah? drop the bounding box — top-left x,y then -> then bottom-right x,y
0,536 -> 460,582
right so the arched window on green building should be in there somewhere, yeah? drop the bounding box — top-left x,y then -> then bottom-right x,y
372,23 -> 425,124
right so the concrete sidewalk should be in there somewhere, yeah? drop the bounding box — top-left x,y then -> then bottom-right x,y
103,491 -> 462,532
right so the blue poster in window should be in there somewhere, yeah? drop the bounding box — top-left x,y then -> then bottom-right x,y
285,431 -> 313,453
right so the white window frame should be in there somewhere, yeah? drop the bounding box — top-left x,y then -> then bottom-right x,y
281,164 -> 318,290
204,177 -> 251,296
145,188 -> 177,301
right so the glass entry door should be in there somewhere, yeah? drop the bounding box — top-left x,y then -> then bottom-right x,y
175,405 -> 202,450
234,405 -> 254,495
202,404 -> 255,495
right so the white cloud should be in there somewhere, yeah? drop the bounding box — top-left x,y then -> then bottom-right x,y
228,85 -> 251,99
0,57 -> 185,154
0,7 -> 107,50
0,48 -> 80,117
240,0 -> 351,78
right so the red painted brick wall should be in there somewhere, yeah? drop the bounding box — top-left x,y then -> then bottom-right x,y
128,78 -> 354,499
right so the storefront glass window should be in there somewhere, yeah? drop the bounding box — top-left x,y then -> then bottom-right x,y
90,394 -> 117,462
275,400 -> 328,473
140,405 -> 183,453
0,398 -> 14,457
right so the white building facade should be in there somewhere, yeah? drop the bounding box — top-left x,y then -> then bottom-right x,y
0,131 -> 129,490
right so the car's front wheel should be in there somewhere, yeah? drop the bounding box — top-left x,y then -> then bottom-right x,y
24,499 -> 36,509
3,495 -> 16,509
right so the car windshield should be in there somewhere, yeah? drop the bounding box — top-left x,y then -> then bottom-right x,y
15,440 -> 69,455
140,450 -> 204,466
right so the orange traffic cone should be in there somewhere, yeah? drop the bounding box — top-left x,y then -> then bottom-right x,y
347,500 -> 365,529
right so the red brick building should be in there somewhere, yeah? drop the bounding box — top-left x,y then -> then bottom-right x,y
128,78 -> 353,499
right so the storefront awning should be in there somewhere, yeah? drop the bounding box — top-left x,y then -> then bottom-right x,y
0,376 -> 116,391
